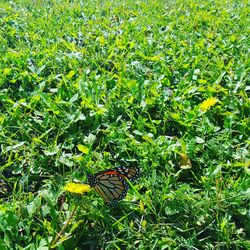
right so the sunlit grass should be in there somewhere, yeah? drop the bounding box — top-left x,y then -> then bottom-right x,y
0,0 -> 249,249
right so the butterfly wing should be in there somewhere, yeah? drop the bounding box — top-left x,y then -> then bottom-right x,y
87,167 -> 140,205
95,173 -> 128,204
114,166 -> 140,182
87,172 -> 128,205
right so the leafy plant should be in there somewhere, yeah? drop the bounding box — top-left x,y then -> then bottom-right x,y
0,0 -> 249,249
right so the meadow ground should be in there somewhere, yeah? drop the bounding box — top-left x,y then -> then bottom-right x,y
0,0 -> 249,249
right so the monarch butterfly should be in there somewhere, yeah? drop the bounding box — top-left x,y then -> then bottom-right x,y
87,166 -> 140,205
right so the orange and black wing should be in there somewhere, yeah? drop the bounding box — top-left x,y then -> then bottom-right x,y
114,166 -> 140,182
87,172 -> 128,205
87,167 -> 140,205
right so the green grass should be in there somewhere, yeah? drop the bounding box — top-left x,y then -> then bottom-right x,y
0,0 -> 249,249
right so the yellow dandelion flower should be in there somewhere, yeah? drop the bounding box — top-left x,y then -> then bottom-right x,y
65,182 -> 91,195
200,97 -> 218,111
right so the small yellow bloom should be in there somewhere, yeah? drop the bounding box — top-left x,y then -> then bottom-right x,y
200,97 -> 218,111
65,182 -> 91,195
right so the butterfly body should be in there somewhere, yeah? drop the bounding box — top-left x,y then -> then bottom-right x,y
87,166 -> 139,205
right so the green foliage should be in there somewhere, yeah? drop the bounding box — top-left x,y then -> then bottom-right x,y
0,0 -> 249,249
